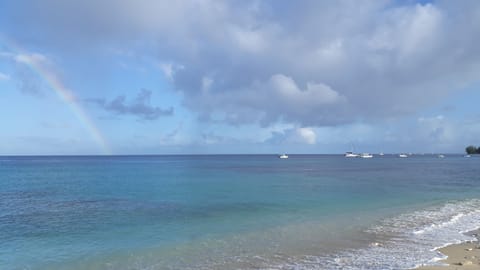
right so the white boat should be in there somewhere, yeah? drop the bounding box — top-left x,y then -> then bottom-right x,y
345,151 -> 359,158
438,154 -> 445,158
465,155 -> 471,158
360,153 -> 373,158
398,154 -> 408,158
379,152 -> 385,156
279,154 -> 288,159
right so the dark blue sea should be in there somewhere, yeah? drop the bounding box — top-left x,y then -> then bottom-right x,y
1,154 -> 480,269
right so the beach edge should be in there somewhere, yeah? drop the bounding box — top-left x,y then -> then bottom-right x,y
415,229 -> 480,270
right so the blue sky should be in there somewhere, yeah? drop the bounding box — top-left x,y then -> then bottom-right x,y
0,0 -> 479,155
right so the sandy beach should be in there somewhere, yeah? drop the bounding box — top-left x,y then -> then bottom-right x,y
416,230 -> 480,270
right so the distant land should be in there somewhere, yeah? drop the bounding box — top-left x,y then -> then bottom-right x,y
465,145 -> 480,154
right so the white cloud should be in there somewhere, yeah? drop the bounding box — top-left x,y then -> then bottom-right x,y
14,53 -> 49,66
158,62 -> 184,81
0,51 -> 50,67
266,127 -> 317,145
416,115 -> 454,143
4,1 -> 480,128
399,4 -> 443,56
315,39 -> 345,65
260,115 -> 480,153
201,76 -> 213,93
368,4 -> 443,57
418,115 -> 445,123
0,51 -> 53,96
159,62 -> 174,80
296,128 -> 316,144
228,25 -> 269,53
186,74 -> 347,126
270,74 -> 346,106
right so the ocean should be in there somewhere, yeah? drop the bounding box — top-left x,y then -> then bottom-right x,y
1,154 -> 480,269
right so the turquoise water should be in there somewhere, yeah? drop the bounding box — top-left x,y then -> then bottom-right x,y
2,155 -> 480,269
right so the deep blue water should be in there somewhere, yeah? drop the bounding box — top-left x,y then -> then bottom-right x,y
1,155 -> 480,269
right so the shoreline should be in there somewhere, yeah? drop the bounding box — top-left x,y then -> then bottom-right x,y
416,229 -> 480,270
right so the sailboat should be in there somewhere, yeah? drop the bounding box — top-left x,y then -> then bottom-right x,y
345,143 -> 359,157
345,151 -> 359,158
360,153 -> 373,158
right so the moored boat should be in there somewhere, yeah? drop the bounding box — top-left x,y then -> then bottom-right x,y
345,151 -> 359,158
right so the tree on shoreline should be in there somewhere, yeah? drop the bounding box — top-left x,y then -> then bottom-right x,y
465,145 -> 480,154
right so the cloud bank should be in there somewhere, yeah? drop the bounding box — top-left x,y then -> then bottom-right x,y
4,0 -> 480,127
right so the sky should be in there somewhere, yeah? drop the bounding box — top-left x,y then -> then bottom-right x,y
0,0 -> 480,155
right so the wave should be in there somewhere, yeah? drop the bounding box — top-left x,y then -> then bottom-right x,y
262,199 -> 480,270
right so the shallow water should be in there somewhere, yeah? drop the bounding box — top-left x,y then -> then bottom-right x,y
1,154 -> 480,269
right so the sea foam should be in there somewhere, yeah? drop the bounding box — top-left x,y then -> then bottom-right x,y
261,199 -> 480,270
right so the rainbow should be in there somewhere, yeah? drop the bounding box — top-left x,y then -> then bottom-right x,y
2,36 -> 112,155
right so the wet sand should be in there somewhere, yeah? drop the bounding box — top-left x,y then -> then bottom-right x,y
416,230 -> 480,270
